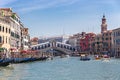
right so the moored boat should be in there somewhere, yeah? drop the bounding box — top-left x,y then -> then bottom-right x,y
0,58 -> 13,67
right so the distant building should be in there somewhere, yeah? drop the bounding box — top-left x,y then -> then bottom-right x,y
113,28 -> 120,58
68,32 -> 85,52
30,37 -> 39,45
80,32 -> 96,53
21,28 -> 30,50
92,15 -> 113,56
38,36 -> 63,44
93,33 -> 103,53
102,30 -> 113,55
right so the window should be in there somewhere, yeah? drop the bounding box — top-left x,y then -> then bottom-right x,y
102,38 -> 104,41
9,38 -> 10,44
106,33 -> 108,36
3,26 -> 4,32
6,28 -> 7,33
11,32 -> 14,37
6,36 -> 7,43
110,33 -> 112,35
0,36 -> 2,43
3,36 -> 4,43
97,38 -> 99,40
9,29 -> 10,33
110,37 -> 111,40
0,26 -> 1,31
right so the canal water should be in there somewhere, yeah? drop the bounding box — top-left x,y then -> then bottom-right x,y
0,57 -> 120,80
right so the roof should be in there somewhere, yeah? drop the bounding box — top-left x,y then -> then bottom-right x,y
0,8 -> 12,12
113,28 -> 120,31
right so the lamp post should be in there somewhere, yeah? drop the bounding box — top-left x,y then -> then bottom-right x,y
51,48 -> 54,57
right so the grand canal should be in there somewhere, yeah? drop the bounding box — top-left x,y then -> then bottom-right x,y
0,57 -> 120,80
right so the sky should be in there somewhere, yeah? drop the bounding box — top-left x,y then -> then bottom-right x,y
0,0 -> 120,38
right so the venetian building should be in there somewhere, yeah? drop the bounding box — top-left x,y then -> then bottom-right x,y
101,15 -> 113,56
68,33 -> 83,52
113,28 -> 120,58
0,8 -> 21,51
92,15 -> 113,55
0,8 -> 30,52
80,32 -> 96,53
93,34 -> 103,54
0,8 -> 11,50
30,37 -> 39,46
22,28 -> 30,50
9,13 -> 21,51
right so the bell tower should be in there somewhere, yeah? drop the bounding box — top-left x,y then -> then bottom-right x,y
101,14 -> 107,33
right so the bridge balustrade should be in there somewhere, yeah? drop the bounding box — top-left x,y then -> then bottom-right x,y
48,44 -> 50,47
31,41 -> 76,55
38,46 -> 41,49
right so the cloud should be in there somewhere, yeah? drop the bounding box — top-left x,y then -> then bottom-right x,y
9,0 -> 79,14
0,0 -> 17,7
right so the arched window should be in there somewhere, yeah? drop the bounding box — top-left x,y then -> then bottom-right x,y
57,44 -> 60,47
0,26 -> 1,31
3,26 -> 4,32
2,36 -> 4,43
9,29 -> 10,34
0,36 -> 2,43
6,28 -> 8,33
38,46 -> 40,49
6,36 -> 7,43
32,48 -> 34,50
48,44 -> 50,47
35,47 -> 37,50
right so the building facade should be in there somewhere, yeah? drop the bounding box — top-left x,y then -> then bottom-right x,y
113,28 -> 120,58
0,14 -> 11,50
0,8 -> 30,52
102,30 -> 113,55
30,37 -> 39,46
68,33 -> 83,52
21,28 -> 30,50
92,15 -> 113,56
80,32 -> 96,53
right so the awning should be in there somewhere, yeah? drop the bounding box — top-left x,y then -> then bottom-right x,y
20,50 -> 27,53
0,48 -> 4,51
10,48 -> 16,51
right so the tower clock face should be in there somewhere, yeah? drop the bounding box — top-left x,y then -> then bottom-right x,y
102,20 -> 106,24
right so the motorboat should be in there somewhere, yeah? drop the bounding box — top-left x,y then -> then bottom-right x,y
94,55 -> 101,60
80,54 -> 90,61
102,55 -> 110,62
65,55 -> 70,58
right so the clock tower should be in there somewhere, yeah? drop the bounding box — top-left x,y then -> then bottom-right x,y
101,15 -> 107,33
